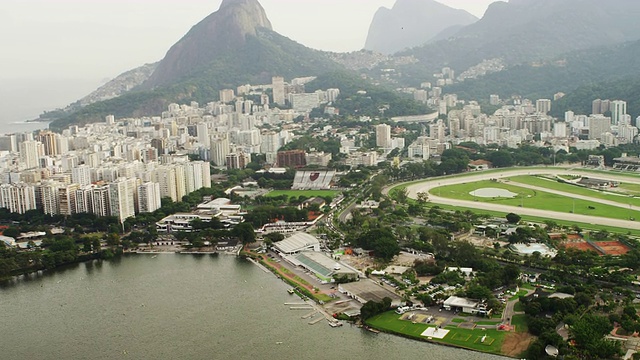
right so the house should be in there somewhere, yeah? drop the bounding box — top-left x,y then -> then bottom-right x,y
443,296 -> 489,315
468,160 -> 492,171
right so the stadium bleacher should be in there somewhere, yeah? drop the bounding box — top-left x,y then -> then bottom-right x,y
292,170 -> 335,190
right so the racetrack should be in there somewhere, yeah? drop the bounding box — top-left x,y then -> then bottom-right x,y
403,167 -> 640,230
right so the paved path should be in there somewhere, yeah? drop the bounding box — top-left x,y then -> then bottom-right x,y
402,167 -> 640,230
503,288 -> 534,325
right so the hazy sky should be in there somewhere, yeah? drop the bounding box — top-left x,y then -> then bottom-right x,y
0,0 -> 496,81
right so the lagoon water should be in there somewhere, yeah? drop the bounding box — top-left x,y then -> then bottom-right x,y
0,254 -> 507,360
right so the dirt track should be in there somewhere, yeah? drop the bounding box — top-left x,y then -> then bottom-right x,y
403,167 -> 640,230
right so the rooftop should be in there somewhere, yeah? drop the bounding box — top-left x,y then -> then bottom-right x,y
273,232 -> 320,254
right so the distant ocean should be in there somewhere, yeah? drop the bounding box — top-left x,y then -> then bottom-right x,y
0,77 -> 102,134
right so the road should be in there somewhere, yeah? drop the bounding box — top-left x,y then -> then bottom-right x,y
400,167 -> 640,230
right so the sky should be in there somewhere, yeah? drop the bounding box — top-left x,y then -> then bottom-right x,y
0,0 -> 496,82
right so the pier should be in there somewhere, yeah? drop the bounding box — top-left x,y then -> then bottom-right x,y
309,316 -> 325,325
301,311 -> 318,319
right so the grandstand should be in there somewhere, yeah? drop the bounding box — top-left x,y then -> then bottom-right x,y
292,170 -> 335,190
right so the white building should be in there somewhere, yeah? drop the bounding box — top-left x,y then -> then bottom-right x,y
0,183 -> 37,214
137,182 -> 161,213
375,124 -> 392,148
272,232 -> 320,255
109,178 -> 137,222
72,165 -> 93,186
272,76 -> 286,105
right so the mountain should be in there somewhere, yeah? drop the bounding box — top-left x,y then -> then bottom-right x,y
445,40 -> 640,102
364,0 -> 477,55
143,0 -> 272,88
50,0 -> 342,130
393,0 -> 640,82
76,63 -> 158,107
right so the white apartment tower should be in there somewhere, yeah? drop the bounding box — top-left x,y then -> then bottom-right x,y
109,178 -> 136,222
72,165 -> 93,186
536,99 -> 552,114
91,185 -> 111,217
375,124 -> 392,148
39,181 -> 61,216
137,182 -> 161,213
272,76 -> 286,105
611,100 -> 627,125
219,89 -> 235,103
211,136 -> 230,167
0,183 -> 37,214
19,140 -> 41,169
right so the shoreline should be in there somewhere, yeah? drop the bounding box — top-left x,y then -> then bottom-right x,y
241,252 -> 513,358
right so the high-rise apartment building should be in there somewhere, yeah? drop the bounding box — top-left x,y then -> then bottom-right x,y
72,165 -> 93,186
137,182 -> 161,213
58,184 -> 80,216
272,76 -> 285,105
535,99 -> 551,114
19,140 -> 41,169
37,131 -> 59,156
375,124 -> 392,148
219,89 -> 235,103
92,185 -> 111,217
109,178 -> 136,222
276,150 -> 306,168
611,100 -> 627,125
0,183 -> 37,214
588,114 -> 612,140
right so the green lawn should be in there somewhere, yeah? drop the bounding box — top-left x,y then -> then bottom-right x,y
366,311 -> 505,354
451,318 -> 465,323
619,183 -> 640,196
476,320 -> 501,326
514,302 -> 524,312
508,175 -> 640,207
510,314 -> 528,333
509,290 -> 528,301
265,190 -> 339,200
431,180 -> 640,221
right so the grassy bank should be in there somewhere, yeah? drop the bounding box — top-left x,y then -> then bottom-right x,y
366,311 -> 505,355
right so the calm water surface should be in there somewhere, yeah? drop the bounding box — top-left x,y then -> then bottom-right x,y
0,254 -> 508,360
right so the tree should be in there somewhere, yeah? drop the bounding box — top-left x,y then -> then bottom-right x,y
506,213 -> 521,224
395,188 -> 408,203
417,192 -> 429,203
2,227 -> 20,238
233,223 -> 256,245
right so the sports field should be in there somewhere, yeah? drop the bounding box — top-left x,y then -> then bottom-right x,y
431,180 -> 640,221
366,311 -> 505,354
265,190 -> 339,200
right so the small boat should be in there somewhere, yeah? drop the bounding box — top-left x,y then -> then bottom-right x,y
364,326 -> 380,334
287,288 -> 295,294
151,255 -> 158,259
276,341 -> 283,345
329,321 -> 343,328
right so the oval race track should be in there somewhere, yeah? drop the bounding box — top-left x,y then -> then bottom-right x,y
403,167 -> 640,231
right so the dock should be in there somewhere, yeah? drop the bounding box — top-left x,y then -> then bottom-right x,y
301,311 -> 318,319
284,302 -> 307,306
309,316 -> 325,325
290,306 -> 314,310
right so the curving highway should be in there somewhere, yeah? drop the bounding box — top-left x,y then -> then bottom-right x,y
402,167 -> 640,230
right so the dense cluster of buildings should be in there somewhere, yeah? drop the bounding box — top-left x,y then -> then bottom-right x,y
0,76 -> 348,221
